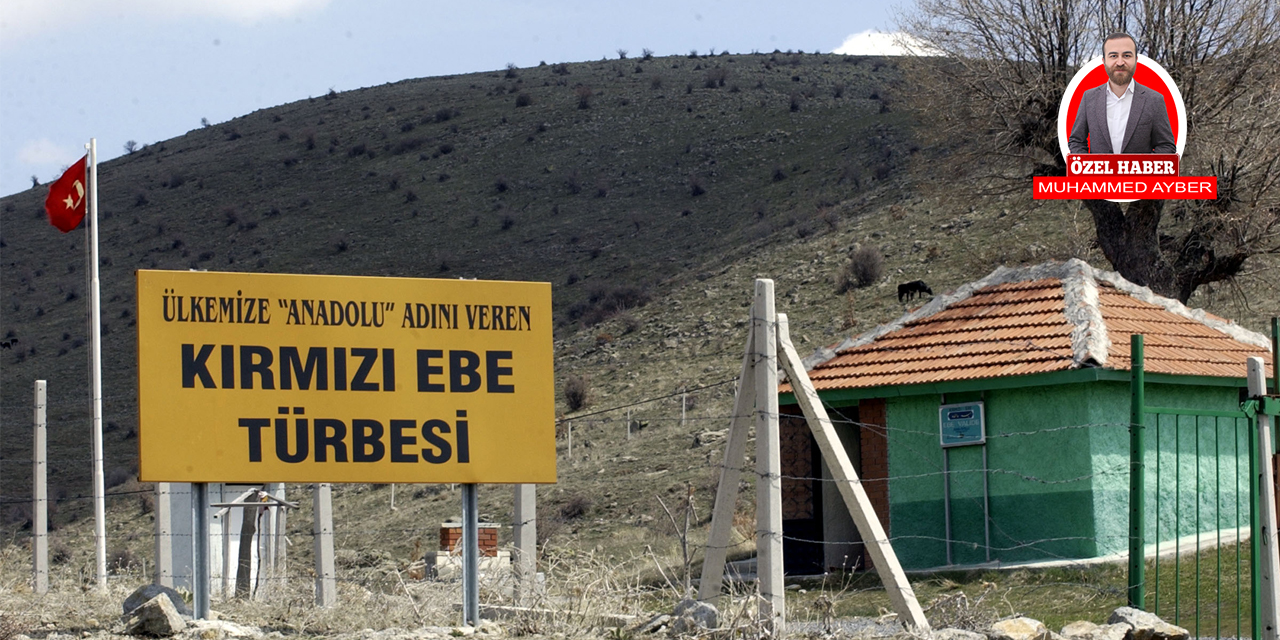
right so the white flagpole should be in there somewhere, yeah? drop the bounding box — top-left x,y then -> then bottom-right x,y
86,138 -> 107,592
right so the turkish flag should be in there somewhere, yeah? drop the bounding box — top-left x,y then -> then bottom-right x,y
44,156 -> 88,233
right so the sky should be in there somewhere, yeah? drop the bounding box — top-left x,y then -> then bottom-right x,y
0,0 -> 917,199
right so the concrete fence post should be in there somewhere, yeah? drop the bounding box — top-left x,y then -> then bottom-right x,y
313,483 -> 336,607
752,279 -> 784,633
1248,357 -> 1280,637
33,380 -> 48,594
154,482 -> 173,587
513,484 -> 537,605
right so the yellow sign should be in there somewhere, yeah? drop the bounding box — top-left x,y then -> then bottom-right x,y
136,270 -> 556,484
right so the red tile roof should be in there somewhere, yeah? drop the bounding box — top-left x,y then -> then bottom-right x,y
790,260 -> 1273,392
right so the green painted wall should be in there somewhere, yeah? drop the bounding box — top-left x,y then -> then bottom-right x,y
886,384 -> 1098,568
1087,382 -> 1250,558
880,378 -> 1249,570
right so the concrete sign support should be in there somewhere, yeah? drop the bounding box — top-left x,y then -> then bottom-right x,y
33,380 -> 48,594
462,484 -> 480,625
314,483 -> 336,607
513,483 -> 537,605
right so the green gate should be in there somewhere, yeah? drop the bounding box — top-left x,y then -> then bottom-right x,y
1127,320 -> 1280,639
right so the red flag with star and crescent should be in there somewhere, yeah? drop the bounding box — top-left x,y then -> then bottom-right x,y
44,155 -> 88,233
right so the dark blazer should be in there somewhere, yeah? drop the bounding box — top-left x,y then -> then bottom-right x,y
1067,81 -> 1176,154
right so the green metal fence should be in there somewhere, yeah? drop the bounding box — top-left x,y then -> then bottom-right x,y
1128,331 -> 1279,639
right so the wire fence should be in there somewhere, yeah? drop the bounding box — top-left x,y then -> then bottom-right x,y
0,371 -> 1267,638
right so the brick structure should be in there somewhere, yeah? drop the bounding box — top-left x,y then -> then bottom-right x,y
780,413 -> 814,520
440,523 -> 499,557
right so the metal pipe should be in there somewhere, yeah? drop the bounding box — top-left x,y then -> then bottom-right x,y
982,445 -> 991,563
462,484 -> 480,626
1128,335 -> 1145,608
942,448 -> 952,566
193,483 -> 210,619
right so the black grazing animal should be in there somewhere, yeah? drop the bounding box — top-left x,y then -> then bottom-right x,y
0,338 -> 17,349
897,280 -> 933,303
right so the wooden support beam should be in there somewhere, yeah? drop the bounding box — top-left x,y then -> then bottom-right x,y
776,313 -> 931,632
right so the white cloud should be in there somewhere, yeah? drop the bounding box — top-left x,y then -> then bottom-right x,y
18,138 -> 81,165
833,30 -> 942,57
0,0 -> 330,43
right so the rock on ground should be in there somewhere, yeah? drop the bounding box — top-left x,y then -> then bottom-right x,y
1059,620 -> 1129,640
179,619 -> 261,640
124,594 -> 188,637
670,598 -> 718,634
988,616 -> 1051,640
123,584 -> 193,618
928,629 -> 987,640
1106,607 -> 1190,640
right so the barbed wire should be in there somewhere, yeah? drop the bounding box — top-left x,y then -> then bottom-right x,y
0,384 -> 1262,609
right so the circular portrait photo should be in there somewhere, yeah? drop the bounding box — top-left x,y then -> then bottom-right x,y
1057,45 -> 1187,161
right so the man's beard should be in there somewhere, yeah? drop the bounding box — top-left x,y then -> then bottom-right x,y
1109,66 -> 1134,85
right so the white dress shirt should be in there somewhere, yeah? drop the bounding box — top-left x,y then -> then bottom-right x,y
1106,81 -> 1135,153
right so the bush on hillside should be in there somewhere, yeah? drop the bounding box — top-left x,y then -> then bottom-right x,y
836,246 -> 885,293
565,283 -> 651,327
575,85 -> 593,109
558,495 -> 593,520
564,375 -> 589,412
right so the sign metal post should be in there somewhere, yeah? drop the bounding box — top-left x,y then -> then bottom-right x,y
192,483 -> 210,619
462,484 -> 480,626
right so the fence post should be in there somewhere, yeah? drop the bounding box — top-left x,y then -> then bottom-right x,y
154,483 -> 173,587
513,484 -> 537,605
681,390 -> 687,430
1271,317 -> 1278,395
1248,357 -> 1280,637
752,278 -> 784,633
33,380 -> 48,594
1128,334 -> 1145,608
313,483 -> 336,607
698,314 -> 756,603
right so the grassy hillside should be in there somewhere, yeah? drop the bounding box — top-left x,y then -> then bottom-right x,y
0,51 -> 1274,583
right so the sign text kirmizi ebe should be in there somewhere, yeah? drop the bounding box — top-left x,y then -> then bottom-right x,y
137,270 -> 555,484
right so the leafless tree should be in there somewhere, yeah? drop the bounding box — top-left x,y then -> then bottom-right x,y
899,0 -> 1280,301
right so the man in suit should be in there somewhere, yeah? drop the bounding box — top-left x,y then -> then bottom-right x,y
1068,33 -> 1176,155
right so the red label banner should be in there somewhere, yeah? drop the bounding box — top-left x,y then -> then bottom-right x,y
1066,154 -> 1180,177
1033,177 -> 1217,200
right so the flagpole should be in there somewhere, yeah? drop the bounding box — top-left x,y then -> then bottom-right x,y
86,138 -> 107,593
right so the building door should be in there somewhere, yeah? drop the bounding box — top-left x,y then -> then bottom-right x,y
780,413 -> 824,575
